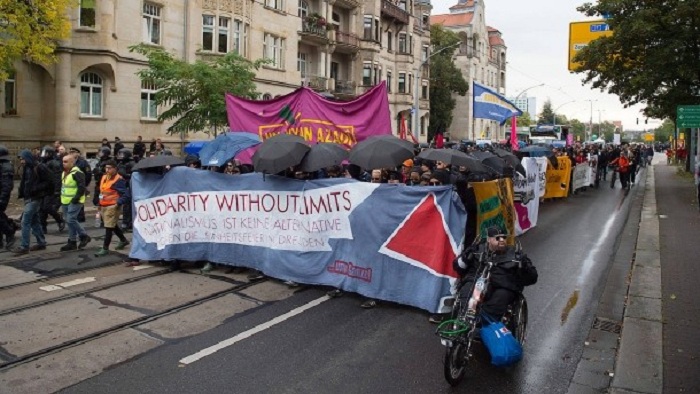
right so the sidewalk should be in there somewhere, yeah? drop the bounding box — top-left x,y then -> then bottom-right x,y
568,157 -> 700,394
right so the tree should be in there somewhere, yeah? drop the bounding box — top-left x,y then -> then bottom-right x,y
505,111 -> 533,128
428,24 -> 469,141
654,118 -> 675,143
538,100 -> 554,124
573,1 -> 700,122
570,119 -> 587,141
0,0 -> 72,81
130,44 -> 265,135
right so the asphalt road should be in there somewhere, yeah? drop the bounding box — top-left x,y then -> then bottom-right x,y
59,167 -> 646,394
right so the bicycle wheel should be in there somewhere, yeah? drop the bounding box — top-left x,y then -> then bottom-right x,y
444,338 -> 469,386
508,296 -> 528,345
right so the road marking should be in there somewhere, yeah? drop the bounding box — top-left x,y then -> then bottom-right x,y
57,277 -> 96,288
39,277 -> 96,292
179,295 -> 330,365
39,285 -> 63,292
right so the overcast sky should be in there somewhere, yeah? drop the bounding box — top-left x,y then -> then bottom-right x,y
432,0 -> 660,131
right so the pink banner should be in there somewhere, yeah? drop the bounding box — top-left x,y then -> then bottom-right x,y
226,82 -> 392,147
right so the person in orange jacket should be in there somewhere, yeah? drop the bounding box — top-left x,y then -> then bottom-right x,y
610,151 -> 631,189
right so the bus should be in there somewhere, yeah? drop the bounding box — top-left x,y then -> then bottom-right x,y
504,129 -> 531,144
529,124 -> 570,145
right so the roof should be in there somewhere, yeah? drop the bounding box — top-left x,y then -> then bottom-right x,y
487,26 -> 500,32
449,0 -> 475,10
489,35 -> 505,46
430,12 -> 474,27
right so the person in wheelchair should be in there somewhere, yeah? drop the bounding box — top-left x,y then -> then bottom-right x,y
453,225 -> 538,320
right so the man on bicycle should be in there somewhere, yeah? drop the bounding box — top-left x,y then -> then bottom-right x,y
453,226 -> 538,319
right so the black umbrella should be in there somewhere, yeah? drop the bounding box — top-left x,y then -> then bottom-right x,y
349,135 -> 415,170
298,143 -> 348,172
417,148 -> 492,173
492,147 -> 526,177
252,134 -> 310,174
468,151 -> 521,177
518,146 -> 558,169
132,155 -> 185,171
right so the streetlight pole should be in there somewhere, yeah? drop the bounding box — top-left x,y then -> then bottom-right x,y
507,83 -> 543,149
413,40 -> 461,140
584,99 -> 597,141
597,109 -> 606,137
552,100 -> 576,126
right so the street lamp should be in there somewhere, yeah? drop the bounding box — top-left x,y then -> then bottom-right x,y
552,100 -> 576,126
584,99 -> 597,141
412,40 -> 462,139
597,109 -> 606,136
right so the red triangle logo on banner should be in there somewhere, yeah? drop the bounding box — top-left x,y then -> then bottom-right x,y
381,194 -> 459,278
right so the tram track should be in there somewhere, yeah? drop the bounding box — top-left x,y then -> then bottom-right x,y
0,275 -> 269,372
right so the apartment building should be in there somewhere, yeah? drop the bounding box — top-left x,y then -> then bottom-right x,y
431,0 -> 507,141
0,0 -> 431,151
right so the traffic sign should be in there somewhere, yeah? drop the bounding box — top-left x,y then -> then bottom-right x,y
677,105 -> 700,128
568,20 -> 613,71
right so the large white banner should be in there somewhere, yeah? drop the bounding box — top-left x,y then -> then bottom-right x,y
536,157 -> 548,198
572,163 -> 590,191
513,158 -> 541,235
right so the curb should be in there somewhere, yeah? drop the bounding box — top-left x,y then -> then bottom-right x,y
610,166 -> 663,393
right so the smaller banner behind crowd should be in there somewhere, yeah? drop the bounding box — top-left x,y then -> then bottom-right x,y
513,157 -> 548,235
471,178 -> 516,243
226,82 -> 391,148
544,156 -> 572,199
130,167 -> 466,313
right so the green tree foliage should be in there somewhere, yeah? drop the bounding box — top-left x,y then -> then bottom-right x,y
573,1 -> 700,122
130,44 -> 265,135
538,100 -> 554,124
653,118 -> 675,143
428,24 -> 469,141
570,119 -> 587,141
505,111 -> 533,128
0,0 -> 72,81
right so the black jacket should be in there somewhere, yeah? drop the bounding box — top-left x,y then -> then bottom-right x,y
0,160 -> 13,211
43,157 -> 63,196
18,150 -> 53,201
133,142 -> 146,158
113,142 -> 125,157
453,242 -> 538,293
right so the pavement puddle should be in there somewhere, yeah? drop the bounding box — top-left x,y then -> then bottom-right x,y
561,289 -> 580,324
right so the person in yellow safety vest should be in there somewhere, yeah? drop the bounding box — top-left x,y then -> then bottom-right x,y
60,154 -> 91,251
94,160 -> 130,257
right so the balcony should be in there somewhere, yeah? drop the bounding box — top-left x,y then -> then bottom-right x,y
299,19 -> 329,46
333,0 -> 361,9
334,79 -> 356,96
381,0 -> 409,25
334,31 -> 360,53
303,74 -> 328,91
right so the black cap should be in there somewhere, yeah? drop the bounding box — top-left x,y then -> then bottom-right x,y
486,226 -> 507,238
69,147 -> 81,153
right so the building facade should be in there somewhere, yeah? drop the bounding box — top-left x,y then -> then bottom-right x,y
0,0 -> 431,154
430,0 -> 507,141
507,96 -> 536,119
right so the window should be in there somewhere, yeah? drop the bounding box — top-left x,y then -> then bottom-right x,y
263,33 -> 285,69
408,73 -> 412,94
232,20 -> 247,56
80,73 -> 103,117
398,72 -> 406,93
421,45 -> 429,62
79,0 -> 96,28
363,16 -> 372,40
142,3 -> 161,45
398,0 -> 407,11
202,15 -> 215,51
386,71 -> 392,93
387,31 -> 392,51
398,33 -> 407,54
265,0 -> 284,11
298,0 -> 308,17
374,18 -> 379,41
421,80 -> 428,99
141,80 -> 158,120
362,62 -> 371,86
218,17 -> 230,53
297,52 -> 307,78
373,64 -> 381,85
330,62 -> 338,80
3,72 -> 16,114
262,93 -> 273,100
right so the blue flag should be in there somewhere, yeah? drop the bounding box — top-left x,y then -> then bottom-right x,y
473,82 -> 523,125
